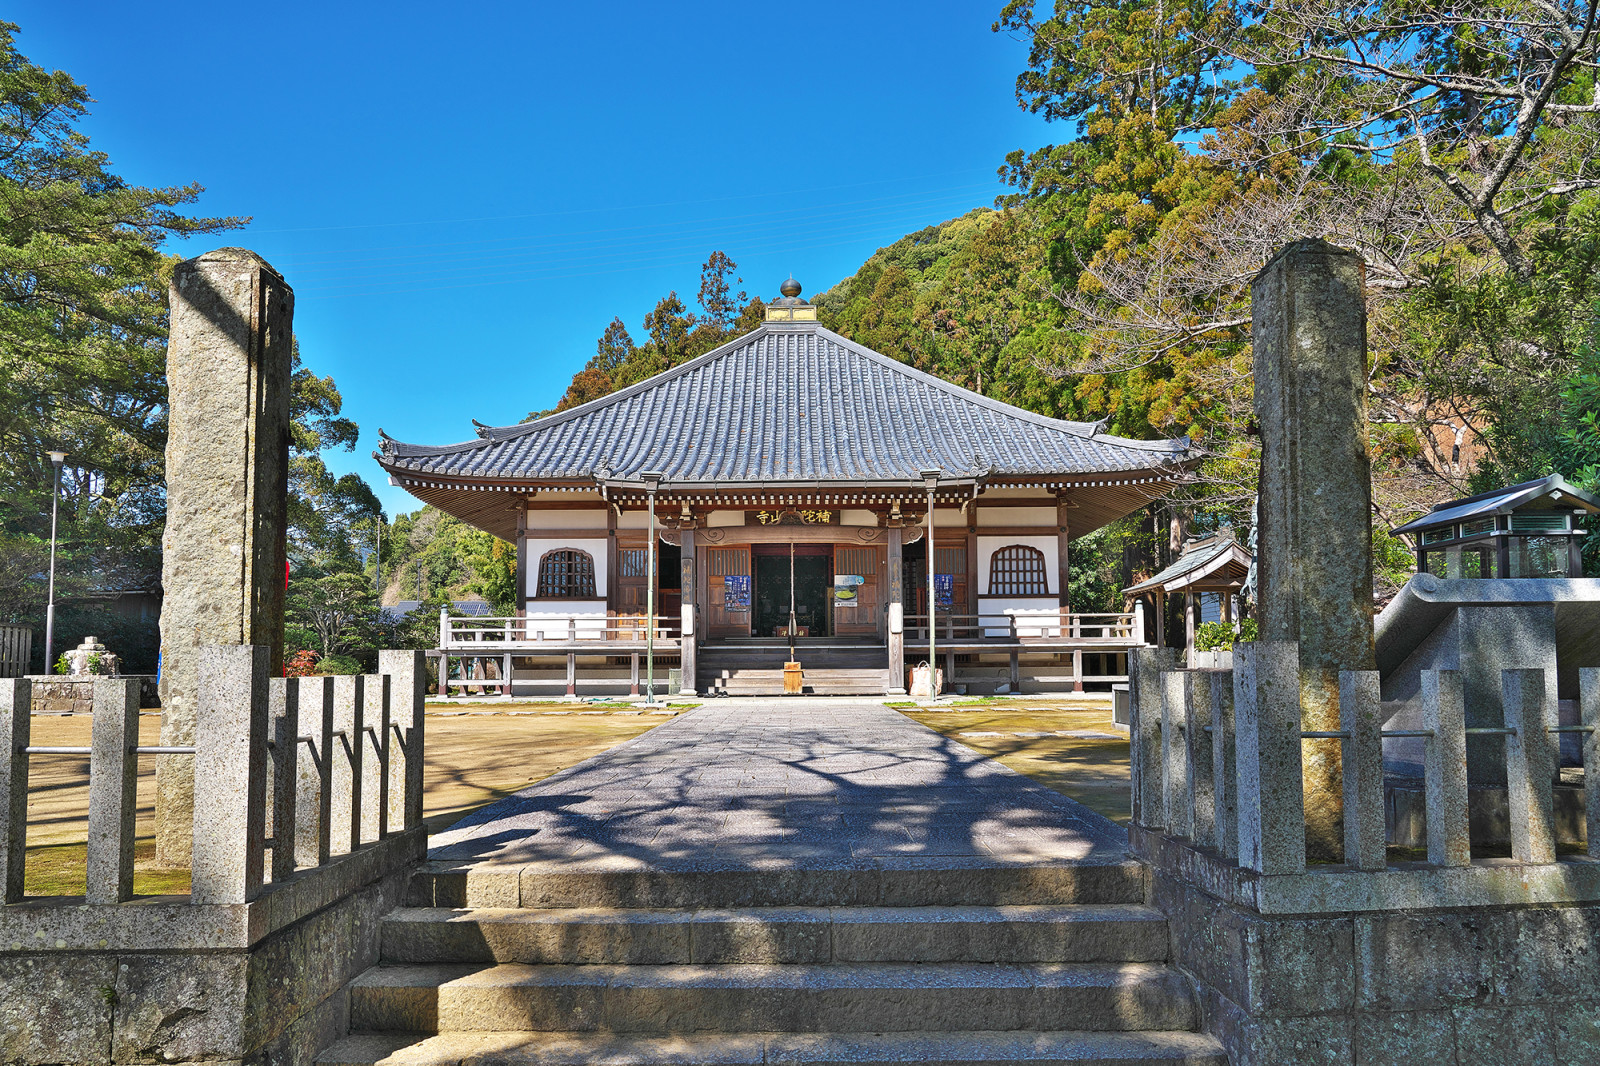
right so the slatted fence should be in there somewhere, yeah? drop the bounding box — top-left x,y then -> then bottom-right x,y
0,626 -> 29,678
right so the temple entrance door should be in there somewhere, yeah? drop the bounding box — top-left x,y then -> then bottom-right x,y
832,545 -> 881,638
753,545 -> 831,638
708,547 -> 751,637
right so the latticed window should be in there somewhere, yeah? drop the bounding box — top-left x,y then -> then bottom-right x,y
536,549 -> 596,598
620,548 -> 648,578
989,545 -> 1049,596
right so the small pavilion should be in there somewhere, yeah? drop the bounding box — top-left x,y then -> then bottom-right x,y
377,281 -> 1193,696
1123,530 -> 1252,665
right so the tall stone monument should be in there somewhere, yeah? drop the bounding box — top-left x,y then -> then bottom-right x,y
156,249 -> 293,865
1250,238 -> 1376,860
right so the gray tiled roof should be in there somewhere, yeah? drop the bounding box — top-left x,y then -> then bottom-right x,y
377,321 -> 1189,486
1389,474 -> 1600,537
1124,532 -> 1251,595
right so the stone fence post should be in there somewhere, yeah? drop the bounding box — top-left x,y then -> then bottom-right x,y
190,645 -> 270,904
86,678 -> 141,904
0,678 -> 29,903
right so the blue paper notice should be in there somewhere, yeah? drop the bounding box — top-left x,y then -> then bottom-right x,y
933,574 -> 954,611
724,574 -> 750,612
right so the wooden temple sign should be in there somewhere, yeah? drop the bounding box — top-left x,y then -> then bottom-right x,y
755,509 -> 834,526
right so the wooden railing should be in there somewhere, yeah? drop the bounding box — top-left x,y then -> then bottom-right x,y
441,612 -> 680,648
0,645 -> 426,905
904,611 -> 1139,644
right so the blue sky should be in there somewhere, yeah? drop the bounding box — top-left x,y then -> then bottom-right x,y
11,2 -> 1056,517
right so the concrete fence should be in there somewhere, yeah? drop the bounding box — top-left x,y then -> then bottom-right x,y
0,645 -> 428,1066
1129,641 -> 1600,914
0,644 -> 426,906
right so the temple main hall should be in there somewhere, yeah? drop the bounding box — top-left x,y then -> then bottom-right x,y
377,282 -> 1192,697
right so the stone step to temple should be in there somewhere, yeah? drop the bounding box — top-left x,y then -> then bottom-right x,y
380,904 -> 1171,966
320,1028 -> 1227,1066
406,860 -> 1148,910
346,961 -> 1197,1034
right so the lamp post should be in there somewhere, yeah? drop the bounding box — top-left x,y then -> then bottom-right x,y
641,471 -> 664,705
44,450 -> 67,673
920,468 -> 941,697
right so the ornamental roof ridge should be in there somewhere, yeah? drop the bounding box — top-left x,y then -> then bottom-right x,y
376,318 -> 1192,482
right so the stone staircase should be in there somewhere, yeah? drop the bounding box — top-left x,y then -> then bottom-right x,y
698,644 -> 891,696
318,861 -> 1224,1066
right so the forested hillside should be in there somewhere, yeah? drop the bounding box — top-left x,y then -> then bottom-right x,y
496,0 -> 1600,593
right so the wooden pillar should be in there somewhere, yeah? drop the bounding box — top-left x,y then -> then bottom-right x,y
1185,592 -> 1197,667
887,526 -> 905,694
606,504 -> 619,617
965,517 -> 978,629
515,505 -> 528,624
1057,497 -> 1072,610
679,528 -> 697,695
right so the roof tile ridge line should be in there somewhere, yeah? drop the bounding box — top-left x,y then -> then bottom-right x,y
390,323 -> 777,456
809,322 -> 1186,453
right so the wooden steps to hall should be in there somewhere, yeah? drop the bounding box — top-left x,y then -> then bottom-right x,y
697,644 -> 892,697
318,863 -> 1225,1066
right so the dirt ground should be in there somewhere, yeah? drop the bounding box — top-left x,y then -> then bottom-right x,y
898,697 -> 1131,824
20,704 -> 672,897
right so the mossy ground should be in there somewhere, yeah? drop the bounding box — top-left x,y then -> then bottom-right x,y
899,698 -> 1131,824
21,705 -> 669,897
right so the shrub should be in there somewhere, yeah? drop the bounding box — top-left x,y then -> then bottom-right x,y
1194,621 -> 1236,652
314,654 -> 362,676
1194,617 -> 1259,650
284,649 -> 320,678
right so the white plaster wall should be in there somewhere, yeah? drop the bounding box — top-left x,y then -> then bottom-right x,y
976,506 -> 1056,527
525,537 -> 610,597
708,510 -> 746,527
841,509 -> 877,526
526,507 -> 607,530
976,596 -> 1063,637
522,600 -> 609,639
976,534 -> 1059,594
618,510 -> 651,529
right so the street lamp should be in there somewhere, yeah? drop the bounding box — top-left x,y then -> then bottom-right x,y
44,451 -> 67,673
641,471 -> 664,705
920,468 -> 941,697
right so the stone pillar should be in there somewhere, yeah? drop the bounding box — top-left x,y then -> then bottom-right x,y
886,526 -> 905,694
156,249 -> 293,866
1250,237 -> 1376,860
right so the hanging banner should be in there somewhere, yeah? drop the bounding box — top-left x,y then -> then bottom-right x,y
833,574 -> 864,606
933,573 -> 954,612
723,574 -> 750,612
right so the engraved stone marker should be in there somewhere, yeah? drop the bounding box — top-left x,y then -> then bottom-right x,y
155,249 -> 293,865
1250,238 -> 1377,860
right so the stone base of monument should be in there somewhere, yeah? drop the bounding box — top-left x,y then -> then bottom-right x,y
25,674 -> 159,713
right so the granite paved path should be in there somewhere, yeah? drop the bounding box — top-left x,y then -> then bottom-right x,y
428,699 -> 1127,870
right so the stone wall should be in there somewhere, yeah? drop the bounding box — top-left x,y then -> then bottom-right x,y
0,832 -> 418,1066
27,676 -> 159,714
1149,857 -> 1600,1065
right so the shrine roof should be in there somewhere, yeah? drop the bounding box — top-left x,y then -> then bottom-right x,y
1124,531 -> 1252,595
376,320 -> 1190,489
